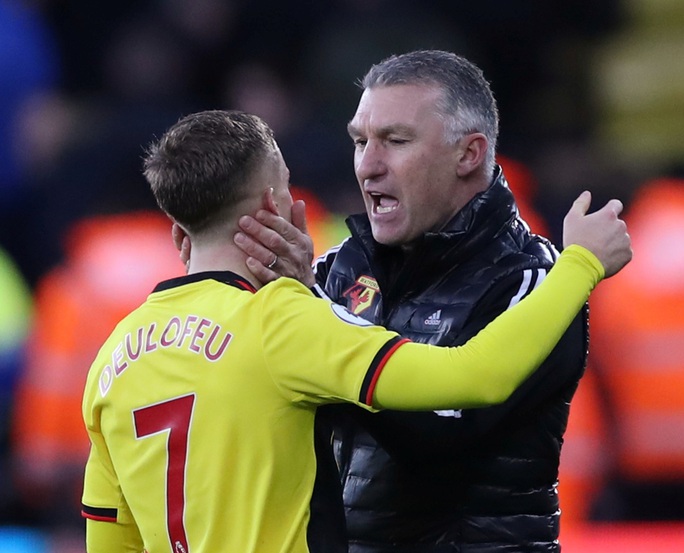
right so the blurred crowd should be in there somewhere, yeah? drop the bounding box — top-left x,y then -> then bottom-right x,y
2,0 -> 684,551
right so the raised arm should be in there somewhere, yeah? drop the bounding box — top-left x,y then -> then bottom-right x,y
373,191 -> 632,409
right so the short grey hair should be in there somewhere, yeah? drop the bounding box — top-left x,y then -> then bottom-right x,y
361,50 -> 499,172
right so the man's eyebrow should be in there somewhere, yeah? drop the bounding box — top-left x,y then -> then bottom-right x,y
347,122 -> 361,137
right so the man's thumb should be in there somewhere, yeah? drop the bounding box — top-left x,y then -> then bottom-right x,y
571,190 -> 592,217
292,199 -> 309,235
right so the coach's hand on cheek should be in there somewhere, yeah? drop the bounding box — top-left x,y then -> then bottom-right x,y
234,190 -> 315,287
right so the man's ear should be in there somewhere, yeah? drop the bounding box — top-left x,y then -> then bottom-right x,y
455,133 -> 488,178
261,187 -> 281,216
172,222 -> 187,252
172,223 -> 192,270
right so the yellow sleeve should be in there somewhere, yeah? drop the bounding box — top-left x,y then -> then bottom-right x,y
82,420 -> 144,552
373,245 -> 602,410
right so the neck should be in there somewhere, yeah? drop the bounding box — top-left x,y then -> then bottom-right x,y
186,243 -> 261,290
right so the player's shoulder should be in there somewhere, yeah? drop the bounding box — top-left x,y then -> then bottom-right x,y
258,277 -> 315,298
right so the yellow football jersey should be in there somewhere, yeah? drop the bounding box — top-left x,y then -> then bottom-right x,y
82,272 -> 406,553
82,245 -> 604,553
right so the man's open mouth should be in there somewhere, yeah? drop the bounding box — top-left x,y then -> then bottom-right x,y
370,192 -> 399,214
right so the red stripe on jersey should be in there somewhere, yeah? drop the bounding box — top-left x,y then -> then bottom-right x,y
235,278 -> 257,293
81,508 -> 117,522
364,338 -> 410,405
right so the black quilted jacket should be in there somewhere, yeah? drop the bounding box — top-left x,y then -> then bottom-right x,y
312,168 -> 588,553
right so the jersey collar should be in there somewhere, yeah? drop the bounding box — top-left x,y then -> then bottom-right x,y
153,271 -> 257,294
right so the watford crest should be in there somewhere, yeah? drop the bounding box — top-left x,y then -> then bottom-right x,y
342,276 -> 379,315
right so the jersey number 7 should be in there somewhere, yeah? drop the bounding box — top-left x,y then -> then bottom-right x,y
134,394 -> 196,553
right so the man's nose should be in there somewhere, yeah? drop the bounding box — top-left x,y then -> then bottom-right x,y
355,141 -> 386,181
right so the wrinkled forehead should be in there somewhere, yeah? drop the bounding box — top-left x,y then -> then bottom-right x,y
349,84 -> 447,134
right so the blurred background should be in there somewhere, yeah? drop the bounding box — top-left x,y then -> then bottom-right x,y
1,0 -> 684,551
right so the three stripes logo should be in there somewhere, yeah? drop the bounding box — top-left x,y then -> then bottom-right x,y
424,309 -> 442,326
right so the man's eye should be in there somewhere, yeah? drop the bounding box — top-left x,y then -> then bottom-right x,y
353,139 -> 367,147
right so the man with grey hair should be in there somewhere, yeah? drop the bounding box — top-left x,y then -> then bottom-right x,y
235,50 -> 592,552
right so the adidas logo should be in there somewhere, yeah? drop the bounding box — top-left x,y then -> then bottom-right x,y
424,310 -> 442,326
